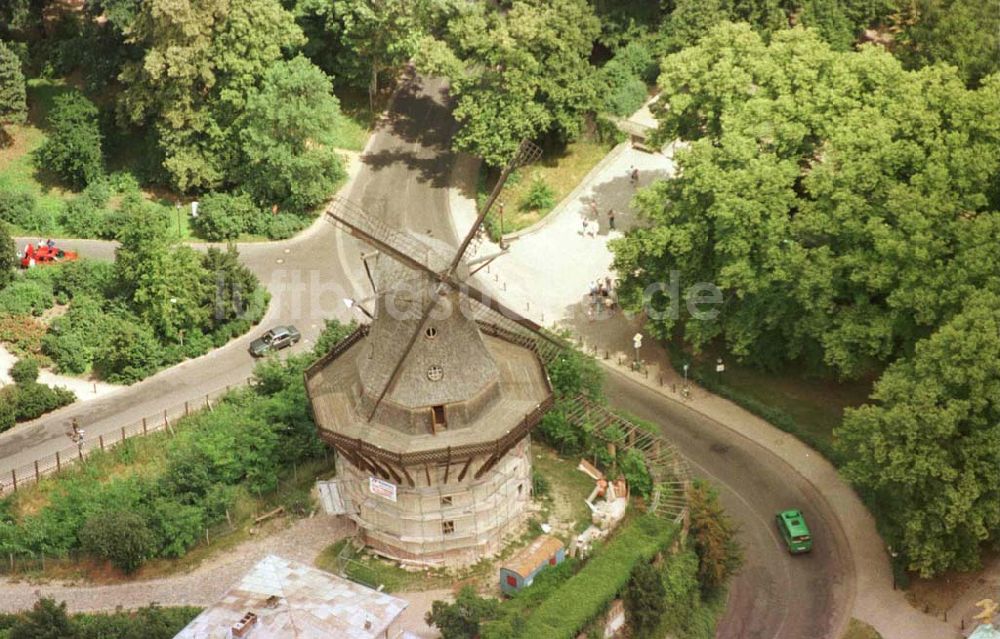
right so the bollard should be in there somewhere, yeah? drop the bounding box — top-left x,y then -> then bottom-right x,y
99,435 -> 104,451
55,451 -> 61,472
10,469 -> 16,492
92,382 -> 97,394
34,461 -> 39,482
121,426 -> 126,443
142,417 -> 148,435
502,281 -> 507,291
185,401 -> 190,416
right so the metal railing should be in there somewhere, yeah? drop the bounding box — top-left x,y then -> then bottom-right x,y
0,376 -> 256,496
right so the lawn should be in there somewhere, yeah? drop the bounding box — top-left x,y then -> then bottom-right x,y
486,136 -> 615,234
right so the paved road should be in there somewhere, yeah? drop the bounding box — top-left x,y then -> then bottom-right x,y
603,370 -> 850,638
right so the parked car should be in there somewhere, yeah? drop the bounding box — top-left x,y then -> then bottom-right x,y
19,242 -> 78,268
249,325 -> 301,357
775,508 -> 813,554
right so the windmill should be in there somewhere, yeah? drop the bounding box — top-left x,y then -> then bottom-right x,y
305,141 -> 562,566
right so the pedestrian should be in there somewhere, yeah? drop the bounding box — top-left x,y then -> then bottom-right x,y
581,217 -> 588,236
608,209 -> 616,231
46,238 -> 55,249
589,281 -> 599,302
71,417 -> 80,439
590,200 -> 598,217
630,166 -> 639,185
588,220 -> 597,238
605,275 -> 613,291
604,296 -> 614,315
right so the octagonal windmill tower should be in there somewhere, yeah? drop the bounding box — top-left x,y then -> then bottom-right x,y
306,142 -> 560,566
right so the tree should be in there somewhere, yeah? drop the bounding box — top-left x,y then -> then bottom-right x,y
0,40 -> 26,133
236,56 -> 346,211
688,480 -> 743,595
201,245 -> 260,326
114,197 -> 211,340
191,192 -> 258,241
425,586 -> 502,639
613,23 -> 1000,378
332,0 -> 427,109
418,0 -> 601,166
36,91 -> 103,189
894,0 -> 1000,86
624,561 -> 667,635
0,221 -> 16,288
837,291 -> 1000,577
80,509 -> 157,573
10,598 -> 76,639
118,0 -> 305,191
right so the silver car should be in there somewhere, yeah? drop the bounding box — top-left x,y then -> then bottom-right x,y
249,325 -> 301,357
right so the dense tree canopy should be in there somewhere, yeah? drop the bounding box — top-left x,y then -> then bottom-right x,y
837,291 -> 1000,576
612,23 -> 1000,378
117,0 -> 347,203
417,0 -> 601,166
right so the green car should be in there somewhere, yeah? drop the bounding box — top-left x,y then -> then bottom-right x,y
775,509 -> 813,554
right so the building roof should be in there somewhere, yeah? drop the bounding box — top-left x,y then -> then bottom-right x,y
173,555 -> 407,639
502,535 -> 564,578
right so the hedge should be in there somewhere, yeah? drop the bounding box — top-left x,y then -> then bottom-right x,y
518,515 -> 676,639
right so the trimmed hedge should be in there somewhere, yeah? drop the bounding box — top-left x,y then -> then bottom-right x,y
518,516 -> 676,639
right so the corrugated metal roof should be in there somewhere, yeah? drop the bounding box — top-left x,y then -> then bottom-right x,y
502,535 -> 564,578
173,555 -> 407,639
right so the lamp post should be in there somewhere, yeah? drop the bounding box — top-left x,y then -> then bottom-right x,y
682,363 -> 690,396
632,333 -> 643,371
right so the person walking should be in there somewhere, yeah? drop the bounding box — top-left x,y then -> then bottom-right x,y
630,166 -> 639,185
608,209 -> 616,231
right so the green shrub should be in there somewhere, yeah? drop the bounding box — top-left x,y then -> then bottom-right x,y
12,381 -> 75,421
42,329 -> 91,375
150,498 -> 204,558
518,178 -> 556,212
59,196 -> 107,238
531,470 -> 550,497
0,277 -> 55,316
606,76 -> 648,117
625,561 -> 667,636
92,319 -> 163,384
266,212 -> 310,239
79,510 -> 157,573
619,448 -> 653,498
0,189 -> 35,227
35,91 -> 104,189
191,192 -> 259,241
0,392 -> 15,431
9,358 -> 39,384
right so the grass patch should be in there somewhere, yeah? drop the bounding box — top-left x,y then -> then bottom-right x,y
841,618 -> 883,639
315,539 -> 454,593
485,136 -> 615,234
667,341 -> 873,463
0,79 -> 77,219
532,445 -> 595,536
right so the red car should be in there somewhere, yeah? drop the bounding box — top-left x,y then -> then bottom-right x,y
20,243 -> 78,268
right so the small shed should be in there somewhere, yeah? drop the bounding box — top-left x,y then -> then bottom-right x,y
499,535 -> 566,595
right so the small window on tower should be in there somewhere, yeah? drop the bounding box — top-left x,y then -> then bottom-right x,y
441,495 -> 453,507
425,327 -> 438,339
442,520 -> 455,535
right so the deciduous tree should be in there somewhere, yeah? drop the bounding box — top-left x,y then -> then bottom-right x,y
0,40 -> 27,133
837,291 -> 1000,576
36,91 -> 103,189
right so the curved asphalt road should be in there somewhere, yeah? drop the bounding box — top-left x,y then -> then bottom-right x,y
0,74 -> 852,637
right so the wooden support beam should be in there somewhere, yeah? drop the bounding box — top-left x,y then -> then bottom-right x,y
457,455 -> 475,482
442,447 -> 452,484
424,464 -> 432,485
398,463 -> 415,487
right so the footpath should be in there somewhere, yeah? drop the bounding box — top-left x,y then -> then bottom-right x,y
449,142 -> 961,639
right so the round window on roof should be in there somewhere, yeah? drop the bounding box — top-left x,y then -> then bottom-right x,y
425,327 -> 438,339
427,365 -> 444,381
